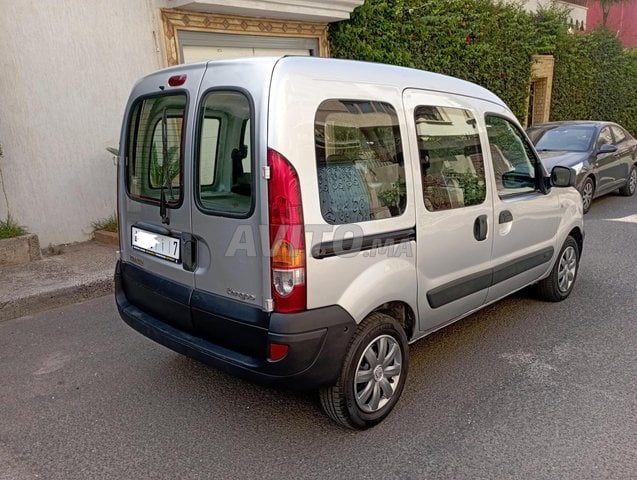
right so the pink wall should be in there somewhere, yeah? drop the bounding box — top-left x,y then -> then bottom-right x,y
586,0 -> 637,48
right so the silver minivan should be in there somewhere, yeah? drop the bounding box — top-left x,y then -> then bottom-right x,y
115,57 -> 583,429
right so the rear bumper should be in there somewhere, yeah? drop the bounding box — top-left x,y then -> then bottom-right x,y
115,261 -> 356,389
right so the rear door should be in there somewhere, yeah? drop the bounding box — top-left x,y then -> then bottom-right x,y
190,61 -> 270,310
120,64 -> 207,289
403,90 -> 494,332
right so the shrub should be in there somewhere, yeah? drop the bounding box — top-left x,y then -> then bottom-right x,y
91,214 -> 118,233
330,1 -> 637,135
551,28 -> 637,136
329,0 -> 553,120
0,215 -> 27,239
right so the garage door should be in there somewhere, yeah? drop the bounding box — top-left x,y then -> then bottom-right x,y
179,31 -> 317,63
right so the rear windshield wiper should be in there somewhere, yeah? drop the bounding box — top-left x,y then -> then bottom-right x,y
160,108 -> 170,225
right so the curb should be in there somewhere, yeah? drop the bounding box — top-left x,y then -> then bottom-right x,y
0,278 -> 114,322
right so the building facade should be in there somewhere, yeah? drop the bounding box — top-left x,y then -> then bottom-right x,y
515,0 -> 589,28
586,0 -> 637,48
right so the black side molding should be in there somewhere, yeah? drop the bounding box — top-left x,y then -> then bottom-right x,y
427,246 -> 554,309
311,227 -> 416,259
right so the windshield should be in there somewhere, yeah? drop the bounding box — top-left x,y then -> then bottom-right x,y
533,125 -> 595,153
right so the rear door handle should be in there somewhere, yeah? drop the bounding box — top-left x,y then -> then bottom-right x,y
473,215 -> 488,241
499,210 -> 513,224
181,233 -> 197,272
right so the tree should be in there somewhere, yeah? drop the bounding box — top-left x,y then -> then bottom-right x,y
600,0 -> 629,26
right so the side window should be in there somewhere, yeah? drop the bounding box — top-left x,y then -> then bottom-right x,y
611,125 -> 626,144
485,115 -> 538,196
314,100 -> 405,225
415,106 -> 486,211
597,127 -> 613,150
197,91 -> 252,216
126,94 -> 186,204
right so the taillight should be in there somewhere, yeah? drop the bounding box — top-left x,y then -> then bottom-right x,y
268,148 -> 306,313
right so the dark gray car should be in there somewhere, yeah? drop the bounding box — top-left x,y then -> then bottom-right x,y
527,121 -> 637,213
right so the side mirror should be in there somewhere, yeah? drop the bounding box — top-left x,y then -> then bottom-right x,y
551,165 -> 576,188
597,144 -> 617,155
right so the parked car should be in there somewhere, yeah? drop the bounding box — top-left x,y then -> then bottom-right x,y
115,57 -> 584,429
527,121 -> 637,213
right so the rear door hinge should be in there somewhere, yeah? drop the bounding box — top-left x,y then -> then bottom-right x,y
262,166 -> 271,180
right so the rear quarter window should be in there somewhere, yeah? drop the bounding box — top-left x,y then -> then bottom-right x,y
314,99 -> 406,224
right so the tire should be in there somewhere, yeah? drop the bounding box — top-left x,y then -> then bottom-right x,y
536,236 -> 580,302
619,165 -> 636,197
319,312 -> 409,430
580,177 -> 595,214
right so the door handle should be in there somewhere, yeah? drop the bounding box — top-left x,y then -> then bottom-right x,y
499,210 -> 513,224
181,233 -> 197,272
473,215 -> 488,241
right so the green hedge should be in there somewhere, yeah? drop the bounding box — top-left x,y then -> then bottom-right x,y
329,0 -> 539,120
551,29 -> 637,136
329,1 -> 637,136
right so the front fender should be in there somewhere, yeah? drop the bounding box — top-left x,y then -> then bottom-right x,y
556,187 -> 584,250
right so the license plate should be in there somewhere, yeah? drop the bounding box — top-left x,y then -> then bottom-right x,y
131,227 -> 180,263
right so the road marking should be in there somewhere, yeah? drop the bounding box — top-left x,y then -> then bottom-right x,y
606,214 -> 637,224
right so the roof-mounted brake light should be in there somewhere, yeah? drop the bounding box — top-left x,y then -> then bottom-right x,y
168,75 -> 187,87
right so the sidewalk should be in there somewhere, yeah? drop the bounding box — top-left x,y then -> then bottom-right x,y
0,240 -> 118,322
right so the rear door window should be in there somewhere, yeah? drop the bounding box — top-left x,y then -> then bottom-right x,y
196,90 -> 253,217
126,94 -> 187,204
415,106 -> 486,211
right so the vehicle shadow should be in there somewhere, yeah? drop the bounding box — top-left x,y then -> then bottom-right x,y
141,287 -> 548,435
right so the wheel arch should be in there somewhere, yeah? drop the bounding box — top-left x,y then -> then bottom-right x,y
369,301 -> 416,341
568,226 -> 584,257
583,173 -> 596,190
334,256 -> 418,337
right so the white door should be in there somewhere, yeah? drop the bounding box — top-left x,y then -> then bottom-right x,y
403,90 -> 494,334
179,31 -> 317,63
483,111 -> 562,303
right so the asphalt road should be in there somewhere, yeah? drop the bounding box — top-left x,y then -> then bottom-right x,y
1,193 -> 636,480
